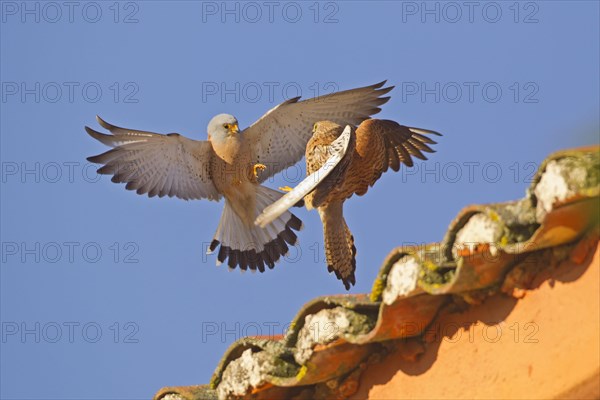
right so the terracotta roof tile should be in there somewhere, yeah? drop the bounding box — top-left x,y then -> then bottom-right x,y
153,146 -> 599,400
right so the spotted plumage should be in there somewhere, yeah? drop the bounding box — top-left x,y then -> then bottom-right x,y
257,119 -> 441,289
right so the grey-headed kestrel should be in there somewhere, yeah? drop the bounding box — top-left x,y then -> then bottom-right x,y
256,119 -> 441,289
85,81 -> 392,273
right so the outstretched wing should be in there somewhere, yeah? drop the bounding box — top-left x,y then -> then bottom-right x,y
244,81 -> 393,182
364,119 -> 442,171
255,125 -> 353,227
86,116 -> 221,201
350,119 -> 442,197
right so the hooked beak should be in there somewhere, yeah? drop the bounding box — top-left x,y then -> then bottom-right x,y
228,123 -> 240,136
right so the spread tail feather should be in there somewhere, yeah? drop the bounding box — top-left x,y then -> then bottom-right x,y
208,186 -> 303,272
318,202 -> 356,290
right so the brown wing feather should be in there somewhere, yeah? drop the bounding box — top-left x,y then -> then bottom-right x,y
364,118 -> 440,172
245,81 -> 393,182
338,119 -> 441,197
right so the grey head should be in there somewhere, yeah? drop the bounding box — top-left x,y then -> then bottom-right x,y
207,113 -> 239,142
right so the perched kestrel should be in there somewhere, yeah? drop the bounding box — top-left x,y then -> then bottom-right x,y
257,119 -> 441,289
85,81 -> 392,272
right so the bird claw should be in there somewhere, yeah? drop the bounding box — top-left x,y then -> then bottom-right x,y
253,163 -> 266,178
278,186 -> 293,192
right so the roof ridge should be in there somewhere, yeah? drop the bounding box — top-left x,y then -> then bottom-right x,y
154,145 -> 599,400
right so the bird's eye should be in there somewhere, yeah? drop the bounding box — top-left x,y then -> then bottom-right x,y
223,124 -> 229,129
313,123 -> 318,132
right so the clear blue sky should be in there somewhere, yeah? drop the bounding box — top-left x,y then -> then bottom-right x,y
1,1 -> 598,398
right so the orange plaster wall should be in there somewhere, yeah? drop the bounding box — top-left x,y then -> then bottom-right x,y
352,244 -> 600,400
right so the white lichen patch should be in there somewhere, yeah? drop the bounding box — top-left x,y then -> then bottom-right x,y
452,213 -> 503,259
534,159 -> 588,221
217,349 -> 272,399
161,395 -> 185,400
294,307 -> 372,365
382,256 -> 420,305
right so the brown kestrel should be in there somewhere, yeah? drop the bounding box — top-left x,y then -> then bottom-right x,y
85,81 -> 392,273
256,119 -> 441,289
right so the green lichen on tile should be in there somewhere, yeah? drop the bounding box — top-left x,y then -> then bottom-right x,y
534,152 -> 600,221
423,260 -> 438,271
155,386 -> 219,400
418,259 -> 455,289
418,263 -> 456,288
491,200 -> 539,244
216,349 -> 268,398
370,277 -> 385,302
372,248 -> 415,301
295,364 -> 308,381
561,152 -> 600,188
209,337 -> 290,390
215,347 -> 300,399
209,378 -> 218,390
350,313 -> 377,336
294,307 -> 376,364
447,201 -> 539,253
269,355 -> 300,378
489,210 -> 500,222
529,147 -> 599,192
500,221 -> 538,247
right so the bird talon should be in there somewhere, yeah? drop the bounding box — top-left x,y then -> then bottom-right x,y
278,186 -> 293,192
253,163 -> 266,178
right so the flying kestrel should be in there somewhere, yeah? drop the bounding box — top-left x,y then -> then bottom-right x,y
85,81 -> 392,272
256,119 -> 441,289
